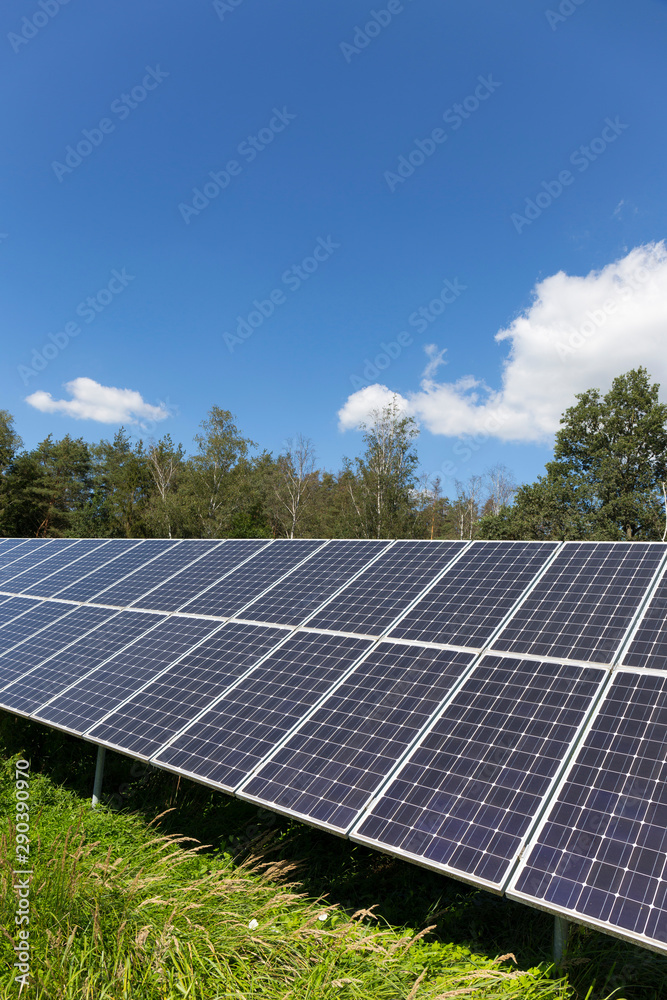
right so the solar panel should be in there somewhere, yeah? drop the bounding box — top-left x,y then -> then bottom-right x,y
29,538 -> 143,599
0,539 -> 84,590
6,610 -> 164,717
239,642 -> 475,833
33,615 -> 222,736
621,563 -> 667,671
295,540 -> 467,637
238,539 -> 393,628
0,538 -> 63,587
4,533 -> 667,959
127,538 -> 270,613
0,601 -> 75,657
0,604 -> 116,693
91,539 -> 217,608
153,631 -> 373,792
0,596 -> 43,630
351,654 -> 605,891
86,621 -> 290,759
8,538 -> 109,593
508,669 -> 667,954
0,539 -> 32,566
0,539 -> 49,569
387,541 -> 559,649
54,539 -> 175,603
490,542 -> 666,665
179,539 -> 326,619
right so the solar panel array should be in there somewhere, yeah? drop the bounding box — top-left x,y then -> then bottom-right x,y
1,536 -> 667,956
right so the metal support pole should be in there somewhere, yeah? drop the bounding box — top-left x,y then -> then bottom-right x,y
91,746 -> 106,809
553,915 -> 569,965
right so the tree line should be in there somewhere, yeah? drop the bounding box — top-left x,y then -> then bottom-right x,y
1,368 -> 665,541
0,398 -> 507,540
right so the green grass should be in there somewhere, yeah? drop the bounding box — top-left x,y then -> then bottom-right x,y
1,714 -> 665,999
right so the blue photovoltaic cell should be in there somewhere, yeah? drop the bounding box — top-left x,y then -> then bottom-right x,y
0,604 -> 116,693
0,538 -> 61,587
490,542 -> 666,664
87,621 -> 289,759
1,539 -> 84,590
7,610 -> 164,717
0,539 -> 32,566
154,631 -> 372,791
179,539 -> 325,619
19,538 -> 111,596
34,615 -> 222,736
129,539 -> 269,613
92,539 -> 216,608
387,541 -> 558,649
54,539 -> 174,603
10,538 -> 108,593
239,540 -> 392,628
509,670 -> 667,952
240,642 -> 475,832
0,601 -> 75,658
29,538 -> 142,599
0,538 -> 79,586
621,567 -> 667,671
352,655 -> 604,889
293,540 -> 466,637
0,597 -> 43,630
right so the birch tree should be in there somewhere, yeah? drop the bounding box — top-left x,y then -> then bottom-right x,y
271,435 -> 317,538
146,435 -> 185,539
346,397 -> 420,538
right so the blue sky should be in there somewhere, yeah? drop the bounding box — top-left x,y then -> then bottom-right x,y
2,0 -> 667,493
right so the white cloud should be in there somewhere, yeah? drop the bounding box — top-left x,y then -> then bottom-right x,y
26,377 -> 170,429
338,241 -> 667,444
422,343 -> 447,381
335,383 -> 409,430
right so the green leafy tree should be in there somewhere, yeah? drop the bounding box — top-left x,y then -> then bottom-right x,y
186,406 -> 266,537
1,434 -> 93,537
0,410 -> 22,476
91,429 -> 153,537
479,368 -> 667,540
1,453 -> 46,537
0,411 -> 23,535
267,435 -> 318,538
144,435 -> 187,538
344,397 -> 421,538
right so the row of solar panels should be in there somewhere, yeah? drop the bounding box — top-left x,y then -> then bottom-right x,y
1,535 -> 667,664
0,536 -> 666,955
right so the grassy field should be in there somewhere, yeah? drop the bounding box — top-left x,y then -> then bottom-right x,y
1,713 -> 665,999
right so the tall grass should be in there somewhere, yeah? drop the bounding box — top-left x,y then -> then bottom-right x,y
0,754 -> 575,1000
